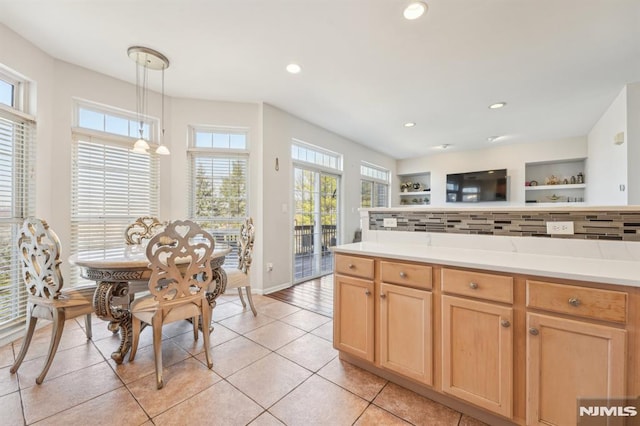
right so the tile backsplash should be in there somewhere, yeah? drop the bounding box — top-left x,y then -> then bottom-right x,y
368,209 -> 640,241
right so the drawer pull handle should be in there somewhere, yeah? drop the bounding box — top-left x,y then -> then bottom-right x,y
380,293 -> 386,299
348,264 -> 355,269
501,320 -> 511,328
399,272 -> 407,278
568,297 -> 581,307
469,282 -> 479,290
365,290 -> 371,296
529,327 -> 539,336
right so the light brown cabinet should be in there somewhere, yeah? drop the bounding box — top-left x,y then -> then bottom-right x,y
334,273 -> 375,362
334,254 -> 375,362
526,280 -> 627,426
333,254 -> 637,426
441,295 -> 513,418
379,282 -> 432,385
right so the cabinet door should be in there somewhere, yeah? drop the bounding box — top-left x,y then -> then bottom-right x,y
526,313 -> 626,426
442,295 -> 513,418
379,283 -> 432,385
334,274 -> 374,362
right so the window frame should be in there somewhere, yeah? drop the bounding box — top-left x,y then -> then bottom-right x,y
188,126 -> 250,268
0,67 -> 35,333
360,162 -> 390,208
69,101 -> 160,286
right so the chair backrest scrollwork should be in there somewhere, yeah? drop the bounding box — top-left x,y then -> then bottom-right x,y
18,218 -> 63,299
125,216 -> 165,245
238,217 -> 255,274
146,220 -> 215,303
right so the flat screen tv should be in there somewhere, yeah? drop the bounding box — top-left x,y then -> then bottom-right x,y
446,169 -> 508,203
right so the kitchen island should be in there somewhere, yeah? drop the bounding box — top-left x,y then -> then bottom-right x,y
333,215 -> 640,426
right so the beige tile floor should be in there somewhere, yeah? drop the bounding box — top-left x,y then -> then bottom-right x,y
1,294 -> 488,425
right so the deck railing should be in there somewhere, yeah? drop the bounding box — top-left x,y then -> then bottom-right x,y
294,225 -> 336,255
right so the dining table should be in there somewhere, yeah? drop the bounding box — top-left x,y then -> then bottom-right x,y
69,244 -> 231,364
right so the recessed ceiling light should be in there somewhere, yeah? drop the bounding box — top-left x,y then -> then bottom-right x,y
403,2 -> 428,20
434,144 -> 451,150
286,63 -> 302,74
404,122 -> 416,128
488,102 -> 507,109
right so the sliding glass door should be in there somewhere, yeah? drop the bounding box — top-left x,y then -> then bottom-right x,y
293,166 -> 339,283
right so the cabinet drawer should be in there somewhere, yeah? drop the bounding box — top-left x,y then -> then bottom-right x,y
335,254 -> 374,280
442,268 -> 513,304
380,261 -> 432,290
526,280 -> 627,324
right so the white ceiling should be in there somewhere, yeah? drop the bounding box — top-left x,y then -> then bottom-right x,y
1,0 -> 639,159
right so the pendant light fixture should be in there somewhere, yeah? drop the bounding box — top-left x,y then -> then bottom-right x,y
127,46 -> 170,155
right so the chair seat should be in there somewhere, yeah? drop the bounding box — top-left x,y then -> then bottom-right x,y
131,293 -> 203,325
223,267 -> 249,289
29,284 -> 95,311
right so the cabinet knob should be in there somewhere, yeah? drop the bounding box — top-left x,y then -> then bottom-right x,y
380,293 -> 386,299
568,297 -> 581,307
469,282 -> 479,290
365,290 -> 371,296
501,319 -> 511,328
399,272 -> 407,278
348,264 -> 355,269
529,327 -> 539,336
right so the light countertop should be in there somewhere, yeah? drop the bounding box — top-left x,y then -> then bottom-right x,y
333,241 -> 640,288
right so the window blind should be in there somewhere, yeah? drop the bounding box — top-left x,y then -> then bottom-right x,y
70,134 -> 158,285
0,108 -> 36,330
188,145 -> 249,268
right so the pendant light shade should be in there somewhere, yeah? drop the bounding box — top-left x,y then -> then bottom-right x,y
155,144 -> 170,155
128,46 -> 170,155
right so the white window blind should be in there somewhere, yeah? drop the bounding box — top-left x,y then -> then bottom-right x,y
70,134 -> 158,285
0,107 -> 36,330
188,128 -> 249,268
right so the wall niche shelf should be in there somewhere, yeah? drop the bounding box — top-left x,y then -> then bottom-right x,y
525,183 -> 586,191
397,172 -> 431,206
524,159 -> 586,204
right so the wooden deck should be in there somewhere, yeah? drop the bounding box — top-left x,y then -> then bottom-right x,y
267,274 -> 334,318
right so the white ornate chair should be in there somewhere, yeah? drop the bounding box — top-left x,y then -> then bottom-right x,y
128,220 -> 214,389
222,217 -> 257,316
124,216 -> 165,245
10,218 -> 95,384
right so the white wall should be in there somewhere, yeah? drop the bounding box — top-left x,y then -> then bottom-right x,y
261,104 -> 395,292
627,82 -> 640,204
397,137 -> 588,206
587,86 -> 628,205
0,24 -> 55,233
0,24 -> 396,294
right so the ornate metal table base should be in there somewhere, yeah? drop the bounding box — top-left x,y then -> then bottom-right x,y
93,281 -> 133,364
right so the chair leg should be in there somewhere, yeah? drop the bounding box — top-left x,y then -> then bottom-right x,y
152,314 -> 164,389
10,307 -> 37,374
192,316 -> 199,341
237,288 -> 246,307
129,316 -> 141,362
245,286 -> 258,316
200,302 -> 213,369
84,314 -> 92,340
36,308 -> 66,385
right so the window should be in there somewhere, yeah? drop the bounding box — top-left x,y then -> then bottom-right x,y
189,128 -> 249,267
70,102 -> 159,285
292,140 -> 342,171
0,71 -> 35,331
361,163 -> 389,207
